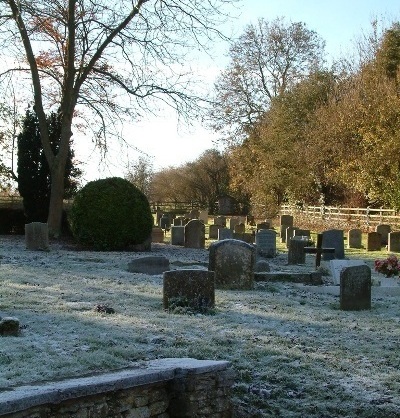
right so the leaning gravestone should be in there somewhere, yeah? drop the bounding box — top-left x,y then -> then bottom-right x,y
218,228 -> 233,240
25,222 -> 49,251
163,270 -> 215,311
329,259 -> 367,285
322,229 -> 345,260
288,237 -> 311,265
256,229 -> 276,258
388,231 -> 400,253
347,229 -> 362,249
184,219 -> 205,249
128,256 -> 170,275
376,224 -> 391,246
340,265 -> 371,310
367,232 -> 381,251
209,239 -> 255,289
171,226 -> 185,246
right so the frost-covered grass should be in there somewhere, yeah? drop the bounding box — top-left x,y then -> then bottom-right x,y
1,235 -> 400,417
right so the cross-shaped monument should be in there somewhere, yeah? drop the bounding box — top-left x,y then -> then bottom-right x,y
304,233 -> 335,269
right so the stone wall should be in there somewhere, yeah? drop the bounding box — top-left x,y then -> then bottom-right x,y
0,358 -> 235,418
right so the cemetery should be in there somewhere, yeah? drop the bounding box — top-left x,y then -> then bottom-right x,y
1,212 -> 400,417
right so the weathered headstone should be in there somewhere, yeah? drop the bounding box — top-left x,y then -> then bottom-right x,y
256,229 -> 277,258
340,265 -> 371,310
255,260 -> 270,272
25,222 -> 49,251
209,239 -> 255,289
347,229 -> 362,249
376,224 -> 391,245
388,231 -> 400,253
184,219 -> 205,249
0,317 -> 20,336
163,270 -> 215,311
234,223 -> 245,234
322,229 -> 345,260
198,210 -> 209,224
171,226 -> 185,246
367,232 -> 382,251
218,228 -> 233,240
329,259 -> 367,285
285,226 -> 299,248
128,256 -> 170,275
151,226 -> 164,243
288,237 -> 311,265
209,224 -> 223,240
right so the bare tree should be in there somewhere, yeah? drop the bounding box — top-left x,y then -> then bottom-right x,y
0,0 -> 237,236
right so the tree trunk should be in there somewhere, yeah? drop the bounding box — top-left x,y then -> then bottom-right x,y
47,160 -> 67,238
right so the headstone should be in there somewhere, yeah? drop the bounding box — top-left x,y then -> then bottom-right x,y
213,216 -> 226,227
376,224 -> 391,245
209,239 -> 255,289
280,215 -> 294,227
232,232 -> 254,244
347,229 -> 362,249
367,232 -> 382,251
163,270 -> 215,312
340,265 -> 371,310
128,256 -> 170,275
280,225 -> 288,243
199,210 -> 209,224
218,228 -> 233,240
304,233 -> 335,269
234,223 -> 245,234
227,217 -> 240,231
151,226 -> 164,243
255,229 -> 277,258
171,226 -> 185,246
256,222 -> 270,230
388,231 -> 400,253
155,207 -> 163,225
329,259 -> 367,285
321,229 -> 345,260
293,229 -> 310,238
172,218 -> 183,226
0,317 -> 20,336
184,219 -> 205,249
285,226 -> 299,248
209,224 -> 223,240
159,215 -> 171,230
255,260 -> 270,272
25,222 -> 49,251
288,237 -> 311,265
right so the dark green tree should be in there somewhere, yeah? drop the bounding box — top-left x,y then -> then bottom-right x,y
17,109 -> 81,223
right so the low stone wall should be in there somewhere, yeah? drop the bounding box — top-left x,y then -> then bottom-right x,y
0,358 -> 235,418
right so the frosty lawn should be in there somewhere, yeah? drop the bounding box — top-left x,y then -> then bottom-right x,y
0,236 -> 399,417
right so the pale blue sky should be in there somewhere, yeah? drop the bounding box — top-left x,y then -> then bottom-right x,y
83,0 -> 400,181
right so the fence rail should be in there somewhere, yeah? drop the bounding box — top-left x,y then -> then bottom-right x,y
280,204 -> 400,227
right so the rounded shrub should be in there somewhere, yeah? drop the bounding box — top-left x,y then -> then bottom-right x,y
68,177 -> 153,250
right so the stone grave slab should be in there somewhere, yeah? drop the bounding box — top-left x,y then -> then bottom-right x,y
256,229 -> 277,258
376,224 -> 391,245
367,232 -> 382,251
280,215 -> 293,227
347,229 -> 362,249
25,222 -> 49,251
184,219 -> 205,249
329,259 -> 367,285
388,231 -> 400,253
171,226 -> 185,246
322,229 -> 345,260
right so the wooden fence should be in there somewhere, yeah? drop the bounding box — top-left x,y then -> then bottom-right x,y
280,204 -> 400,227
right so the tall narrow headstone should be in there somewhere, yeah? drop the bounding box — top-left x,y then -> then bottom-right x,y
340,265 -> 371,311
322,229 -> 345,260
184,219 -> 205,249
347,229 -> 362,249
209,239 -> 255,289
376,224 -> 391,246
367,232 -> 381,251
256,229 -> 277,258
388,231 -> 400,253
171,226 -> 185,246
25,222 -> 49,251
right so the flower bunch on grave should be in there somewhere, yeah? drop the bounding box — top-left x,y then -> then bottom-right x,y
374,254 -> 400,278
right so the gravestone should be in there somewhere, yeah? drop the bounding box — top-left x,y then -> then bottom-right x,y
294,229 -> 310,238
213,216 -> 226,227
340,265 -> 371,310
151,226 -> 164,243
304,233 -> 335,269
172,218 -> 183,226
255,229 -> 277,258
209,239 -> 255,289
128,256 -> 170,275
376,224 -> 391,245
25,222 -> 49,251
255,260 -> 270,272
163,270 -> 215,311
232,232 -> 254,244
171,226 -> 185,246
209,224 -> 223,240
227,217 -> 240,231
199,210 -> 209,224
388,231 -> 400,253
329,259 -> 367,285
184,219 -> 205,249
285,226 -> 299,248
234,223 -> 246,234
280,215 -> 294,227
367,232 -> 382,251
256,222 -> 270,230
288,237 -> 311,265
347,229 -> 362,249
322,229 -> 345,260
155,207 -> 163,225
218,228 -> 233,240
0,317 -> 20,336
159,215 -> 171,230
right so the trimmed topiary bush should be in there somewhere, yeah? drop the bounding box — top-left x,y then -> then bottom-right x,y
68,177 -> 153,250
